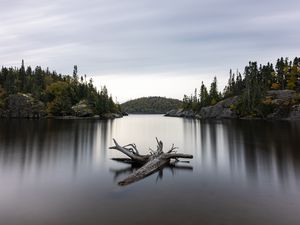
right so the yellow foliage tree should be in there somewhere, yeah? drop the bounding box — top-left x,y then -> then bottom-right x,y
286,65 -> 298,90
271,83 -> 280,90
0,85 -> 6,108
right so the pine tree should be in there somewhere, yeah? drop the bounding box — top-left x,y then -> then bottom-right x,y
276,57 -> 286,89
199,81 -> 209,107
209,77 -> 219,105
73,65 -> 78,82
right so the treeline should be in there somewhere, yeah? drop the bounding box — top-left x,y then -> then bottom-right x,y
182,57 -> 300,116
0,60 -> 120,115
121,96 -> 182,114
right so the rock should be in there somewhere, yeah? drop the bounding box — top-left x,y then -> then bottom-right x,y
165,108 -> 196,118
182,110 -> 195,118
264,90 -> 299,119
165,91 -> 300,120
1,93 -> 46,118
113,113 -> 123,118
0,108 -> 5,117
266,90 -> 297,100
289,104 -> 300,119
195,114 -> 202,120
266,106 -> 290,119
164,109 -> 178,117
101,112 -> 123,119
199,96 -> 238,119
165,97 -> 239,119
71,100 -> 94,117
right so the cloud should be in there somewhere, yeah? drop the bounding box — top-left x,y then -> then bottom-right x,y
0,0 -> 299,100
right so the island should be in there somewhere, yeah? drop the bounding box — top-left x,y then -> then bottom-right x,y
166,57 -> 300,120
0,61 -> 123,119
121,96 -> 182,114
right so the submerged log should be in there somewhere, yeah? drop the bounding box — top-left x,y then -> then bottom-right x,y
109,138 -> 193,186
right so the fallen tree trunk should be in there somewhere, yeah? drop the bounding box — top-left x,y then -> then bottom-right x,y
109,138 -> 193,186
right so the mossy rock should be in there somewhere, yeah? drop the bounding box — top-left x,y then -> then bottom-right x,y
71,100 -> 94,117
2,93 -> 46,118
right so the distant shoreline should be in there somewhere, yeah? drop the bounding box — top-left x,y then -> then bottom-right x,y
165,90 -> 300,121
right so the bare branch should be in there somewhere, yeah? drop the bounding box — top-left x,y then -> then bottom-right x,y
109,138 -> 193,186
149,148 -> 155,154
167,144 -> 178,153
123,143 -> 140,155
109,139 -> 148,163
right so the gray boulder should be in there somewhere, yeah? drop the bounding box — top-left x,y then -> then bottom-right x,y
165,109 -> 196,118
164,109 -> 179,117
71,100 -> 94,117
181,110 -> 195,118
264,90 -> 298,119
165,97 -> 239,119
199,96 -> 238,119
266,90 -> 296,100
101,112 -> 123,119
289,104 -> 300,120
2,93 -> 46,118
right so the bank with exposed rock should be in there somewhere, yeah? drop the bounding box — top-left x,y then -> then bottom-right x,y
0,93 -> 123,119
165,90 -> 300,120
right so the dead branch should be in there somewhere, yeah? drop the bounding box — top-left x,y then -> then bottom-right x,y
123,143 -> 139,155
109,139 -> 149,163
109,138 -> 193,186
167,144 -> 178,153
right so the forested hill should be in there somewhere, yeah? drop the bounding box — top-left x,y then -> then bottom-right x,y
0,60 -> 121,118
121,97 -> 182,114
171,56 -> 300,120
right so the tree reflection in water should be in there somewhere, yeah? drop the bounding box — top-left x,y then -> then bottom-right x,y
110,158 -> 193,183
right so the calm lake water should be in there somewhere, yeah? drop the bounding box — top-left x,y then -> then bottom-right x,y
0,115 -> 300,225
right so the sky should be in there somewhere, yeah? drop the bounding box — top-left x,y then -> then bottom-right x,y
1,0 -> 299,102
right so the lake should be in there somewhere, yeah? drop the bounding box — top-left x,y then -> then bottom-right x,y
0,115 -> 300,225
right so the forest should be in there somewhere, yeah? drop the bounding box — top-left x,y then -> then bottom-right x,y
0,61 -> 120,116
182,57 -> 300,117
121,96 -> 182,114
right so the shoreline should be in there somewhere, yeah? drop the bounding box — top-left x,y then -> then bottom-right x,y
0,112 -> 125,120
164,111 -> 300,121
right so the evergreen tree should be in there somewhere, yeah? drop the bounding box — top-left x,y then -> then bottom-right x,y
0,61 -> 119,116
199,81 -> 209,107
19,59 -> 26,92
73,65 -> 78,82
181,56 -> 299,115
275,57 -> 287,89
209,77 -> 219,105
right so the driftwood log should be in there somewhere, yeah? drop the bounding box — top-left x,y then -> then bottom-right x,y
109,138 -> 193,186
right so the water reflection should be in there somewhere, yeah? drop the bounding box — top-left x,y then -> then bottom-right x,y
0,117 -> 300,190
0,119 -> 111,179
109,159 -> 193,184
182,118 -> 300,190
1,116 -> 300,225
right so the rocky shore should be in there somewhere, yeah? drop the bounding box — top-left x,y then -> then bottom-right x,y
0,93 -> 123,119
165,90 -> 300,120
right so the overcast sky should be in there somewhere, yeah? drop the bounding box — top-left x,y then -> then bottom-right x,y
1,0 -> 299,102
